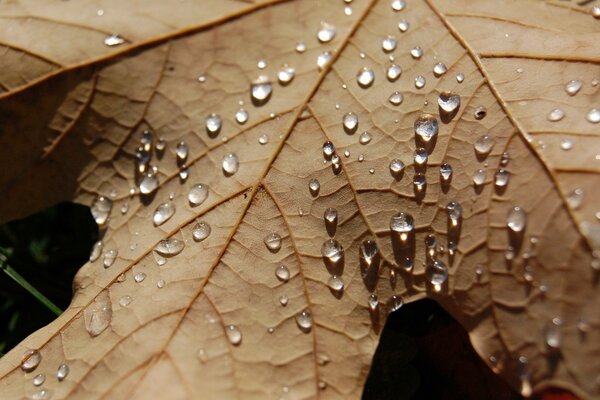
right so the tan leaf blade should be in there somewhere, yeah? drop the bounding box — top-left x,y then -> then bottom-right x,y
0,0 -> 599,399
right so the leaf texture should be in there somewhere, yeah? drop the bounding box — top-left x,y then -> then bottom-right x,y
0,0 -> 599,399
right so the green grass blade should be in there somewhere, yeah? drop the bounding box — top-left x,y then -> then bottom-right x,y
0,254 -> 62,317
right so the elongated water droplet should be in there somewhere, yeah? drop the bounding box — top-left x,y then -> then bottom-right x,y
382,36 -> 397,52
357,67 -> 375,88
413,173 -> 426,192
567,188 -> 584,210
32,374 -> 45,386
153,202 -> 176,226
134,272 -> 146,283
473,169 -> 486,187
175,141 -> 188,163
89,241 -> 103,262
188,184 -> 209,206
565,80 -> 582,96
192,222 -> 211,241
119,295 -> 132,307
84,290 -> 112,337
56,364 -> 69,381
139,172 -> 158,194
447,201 -> 462,227
410,46 -> 423,59
414,114 -> 439,143
103,249 -> 117,268
414,148 -> 427,165
360,239 -> 379,269
359,131 -> 372,145
91,196 -> 112,226
235,109 -> 249,124
226,325 -> 242,345
507,207 -> 526,233
438,91 -> 460,113
433,62 -> 447,77
321,239 -> 344,263
317,21 -> 336,43
586,108 -> 600,123
545,318 -> 562,350
389,159 -> 405,176
368,294 -> 379,311
388,91 -> 403,106
427,260 -> 448,288
21,350 -> 42,372
264,233 -> 282,252
251,76 -> 272,105
296,310 -> 313,332
547,108 -> 565,122
391,0 -> 406,11
317,51 -> 332,70
414,75 -> 426,89
390,212 -> 414,243
328,275 -> 344,292
324,207 -> 337,227
155,238 -> 185,256
222,153 -> 239,175
440,163 -> 453,182
275,265 -> 290,282
343,112 -> 358,133
309,178 -> 320,196
474,135 -> 495,157
386,64 -> 402,81
206,113 -> 222,136
495,169 -> 509,188
104,33 -> 124,46
389,295 -> 403,312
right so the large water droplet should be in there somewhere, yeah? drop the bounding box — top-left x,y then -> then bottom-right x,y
474,135 -> 495,157
438,91 -> 460,113
264,232 -> 282,252
327,275 -> 344,292
251,76 -> 273,105
343,112 -> 359,134
155,238 -> 185,256
139,172 -> 158,195
275,265 -> 290,282
21,350 -> 42,372
296,310 -> 313,332
222,153 -> 239,175
414,114 -> 439,143
386,64 -> 402,81
317,21 -> 336,43
91,196 -> 112,226
192,222 -> 211,241
357,67 -> 375,88
56,364 -> 69,381
426,260 -> 448,288
206,113 -> 222,136
433,62 -> 447,77
226,325 -> 242,345
188,184 -> 209,206
586,108 -> 600,123
547,108 -> 565,122
153,202 -> 176,226
507,207 -> 526,233
235,109 -> 249,124
565,80 -> 582,96
382,36 -> 397,52
321,239 -> 344,263
89,241 -> 103,262
84,290 -> 112,337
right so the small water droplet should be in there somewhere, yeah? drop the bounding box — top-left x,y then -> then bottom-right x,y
321,239 -> 344,263
388,91 -> 403,106
343,112 -> 359,133
447,201 -> 462,227
494,169 -> 509,188
413,173 -> 426,192
84,290 -> 112,337
357,67 -> 375,88
414,114 -> 439,143
296,42 -> 307,53
438,91 -> 460,114
433,62 -> 447,77
473,169 -> 486,187
389,295 -> 403,312
317,21 -> 336,43
103,249 -> 117,268
427,260 -> 448,289
21,350 -> 42,372
545,317 -> 562,350
507,206 -> 526,233
277,66 -> 295,85
324,207 -> 338,226
586,108 -> 600,123
91,196 -> 112,225
414,75 -> 426,89
559,138 -> 573,151
382,36 -> 397,52
309,178 -> 320,196
456,72 -> 465,83
296,310 -> 313,332
275,265 -> 290,282
547,108 -> 565,122
440,163 -> 453,182
565,80 -> 583,96
344,5 -> 352,15
206,113 -> 222,136
474,135 -> 495,157
327,275 -> 344,292
175,141 -> 188,163
188,184 -> 209,206
323,141 -> 336,158
258,134 -> 269,145
391,0 -> 406,11
104,33 -> 124,46
30,389 -> 52,400
234,108 -> 249,125
192,222 -> 211,241
386,64 -> 402,81
257,59 -> 267,69
54,365 -> 69,382
251,76 -> 273,104
153,202 -> 176,226
474,106 -> 487,120
410,46 -> 423,59
32,373 -> 45,386
317,51 -> 333,70
567,188 -> 584,210
359,131 -> 372,145
134,272 -> 146,283
226,325 -> 242,345
389,159 -> 405,176
222,153 -> 240,175
397,20 -> 409,32
264,233 -> 282,252
119,295 -> 133,307
89,241 -> 103,262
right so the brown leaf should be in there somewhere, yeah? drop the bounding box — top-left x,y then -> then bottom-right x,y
0,0 -> 599,398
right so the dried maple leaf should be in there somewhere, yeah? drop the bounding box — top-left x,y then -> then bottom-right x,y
0,0 -> 599,399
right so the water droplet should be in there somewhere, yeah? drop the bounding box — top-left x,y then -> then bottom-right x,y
91,196 -> 112,225
359,131 -> 372,144
473,169 -> 486,186
103,249 -> 117,268
414,148 -> 428,165
382,36 -> 397,52
30,389 -> 52,400
456,72 -> 465,83
388,91 -> 403,106
234,109 -> 249,125
494,169 -> 509,188
586,108 -> 600,123
565,80 -> 582,96
567,188 -> 584,210
251,76 -> 273,104
389,159 -> 405,176
397,20 -> 409,32
153,202 -> 176,226
507,207 -> 526,233
433,62 -> 447,77
438,91 -> 460,113
414,75 -> 426,89
368,294 -> 379,311
389,295 -> 404,312
309,178 -> 320,196
344,5 -> 352,15
317,21 -> 336,43
413,173 -> 426,192
357,67 -> 375,88
222,153 -> 239,175
474,106 -> 487,120
447,201 -> 462,227
296,310 -> 313,332
104,33 -> 124,46
278,66 -> 295,85
410,46 -> 423,59
264,233 -> 282,252
559,138 -> 573,151
89,241 -> 103,262
119,295 -> 133,307
545,318 -> 562,350
386,64 -> 402,81
55,364 -> 69,381
21,350 -> 42,372
32,374 -> 45,386
84,290 -> 112,337
391,0 -> 406,11
321,239 -> 344,263
258,134 -> 269,145
440,163 -> 453,182
192,222 -> 211,241
155,238 -> 185,256
155,138 -> 166,152
226,325 -> 242,345
296,42 -> 307,53
157,279 -> 166,288
134,272 -> 146,283
275,265 -> 290,282
593,6 -> 600,19
390,212 -> 414,243
327,275 -> 344,292
414,114 -> 439,143
317,51 -> 333,70
343,112 -> 359,133
175,142 -> 188,163
324,207 -> 337,226
187,183 -> 209,206
206,113 -> 222,136
474,135 -> 495,157
547,108 -> 565,122
427,260 -> 448,288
